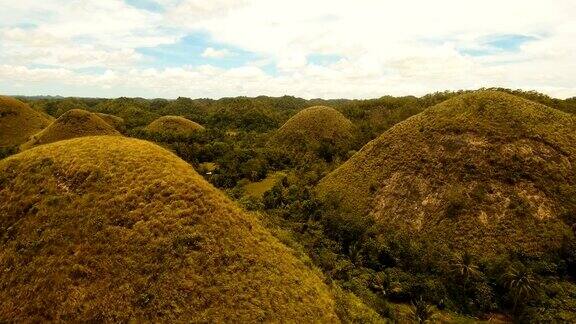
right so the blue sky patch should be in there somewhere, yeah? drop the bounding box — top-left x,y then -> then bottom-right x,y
308,53 -> 342,66
459,34 -> 538,57
485,34 -> 537,51
125,0 -> 165,13
137,33 -> 263,69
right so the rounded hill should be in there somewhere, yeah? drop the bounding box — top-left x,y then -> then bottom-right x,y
21,109 -> 119,149
0,96 -> 53,147
317,91 -> 576,257
95,112 -> 125,130
146,116 -> 204,136
271,106 -> 354,158
0,136 -> 339,322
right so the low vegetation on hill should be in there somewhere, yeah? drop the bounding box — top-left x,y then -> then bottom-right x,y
0,96 -> 53,148
146,115 -> 204,136
0,136 -> 346,322
315,91 -> 576,321
271,106 -> 355,162
4,88 -> 576,322
318,91 -> 576,256
21,109 -> 119,150
95,112 -> 125,131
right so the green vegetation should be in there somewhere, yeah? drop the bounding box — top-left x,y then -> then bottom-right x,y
0,136 -> 341,322
146,115 -> 204,136
243,171 -> 287,199
0,96 -> 53,147
95,112 -> 125,131
271,106 -> 355,162
21,109 -> 119,150
317,91 -> 576,257
315,91 -> 576,320
4,88 -> 576,322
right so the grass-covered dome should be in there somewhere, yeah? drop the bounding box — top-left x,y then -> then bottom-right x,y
271,106 -> 354,158
317,91 -> 576,257
146,116 -> 204,136
0,136 -> 340,322
21,109 -> 119,149
0,96 -> 53,147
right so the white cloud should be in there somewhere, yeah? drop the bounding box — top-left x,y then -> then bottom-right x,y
166,0 -> 250,21
0,0 -> 575,98
201,47 -> 233,58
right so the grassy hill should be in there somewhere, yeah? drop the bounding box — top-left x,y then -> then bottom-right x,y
0,136 -> 343,322
95,112 -> 124,131
21,109 -> 119,149
0,96 -> 53,147
317,91 -> 576,257
271,106 -> 355,160
146,115 -> 204,136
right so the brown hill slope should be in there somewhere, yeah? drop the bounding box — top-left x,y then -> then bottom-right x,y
317,91 -> 576,257
0,96 -> 53,147
21,109 -> 119,149
146,115 -> 204,136
0,136 -> 341,322
271,106 -> 354,158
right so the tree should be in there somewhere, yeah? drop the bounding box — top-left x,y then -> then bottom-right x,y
450,251 -> 481,286
410,297 -> 435,324
502,265 -> 539,313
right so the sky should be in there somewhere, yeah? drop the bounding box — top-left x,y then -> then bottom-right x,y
0,0 -> 575,99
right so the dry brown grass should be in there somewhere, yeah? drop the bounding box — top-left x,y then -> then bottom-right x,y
0,96 -> 53,147
271,106 -> 354,157
317,91 -> 576,257
0,136 -> 340,322
21,109 -> 119,150
146,115 -> 204,136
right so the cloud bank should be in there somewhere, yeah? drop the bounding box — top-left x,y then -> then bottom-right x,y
0,0 -> 574,99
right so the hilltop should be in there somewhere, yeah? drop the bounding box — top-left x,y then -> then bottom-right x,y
0,96 -> 53,147
21,109 -> 119,149
146,115 -> 204,136
271,106 -> 355,160
0,136 -> 342,322
317,91 -> 576,257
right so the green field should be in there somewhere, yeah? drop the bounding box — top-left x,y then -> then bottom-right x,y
243,171 -> 287,198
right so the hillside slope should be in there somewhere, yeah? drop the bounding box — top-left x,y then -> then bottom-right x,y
21,109 -> 119,149
95,112 -> 124,130
317,91 -> 576,257
0,96 -> 53,147
271,106 -> 354,159
0,136 -> 340,322
146,115 -> 204,136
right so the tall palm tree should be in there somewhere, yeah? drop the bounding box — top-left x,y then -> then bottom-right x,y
450,251 -> 481,286
502,265 -> 539,313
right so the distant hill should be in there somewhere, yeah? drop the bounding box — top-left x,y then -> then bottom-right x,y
0,136 -> 342,322
0,96 -> 53,147
317,91 -> 576,257
95,112 -> 124,130
146,115 -> 204,136
271,106 -> 355,160
21,109 -> 119,149
93,97 -> 160,128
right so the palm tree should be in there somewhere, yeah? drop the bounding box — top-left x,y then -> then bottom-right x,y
450,251 -> 481,288
502,265 -> 539,313
410,297 -> 435,324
